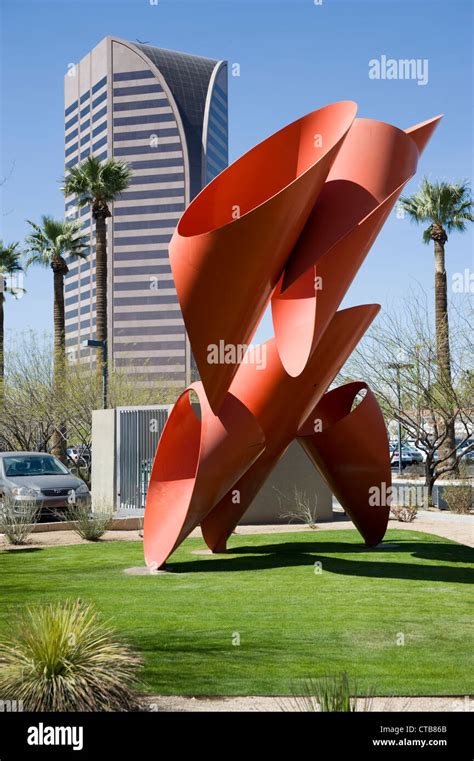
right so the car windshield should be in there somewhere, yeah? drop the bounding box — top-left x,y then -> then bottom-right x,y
3,455 -> 70,478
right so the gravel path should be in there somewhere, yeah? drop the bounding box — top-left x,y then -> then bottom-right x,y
0,529 -> 144,549
141,695 -> 472,712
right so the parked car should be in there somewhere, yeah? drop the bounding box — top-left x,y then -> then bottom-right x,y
402,445 -> 424,464
0,452 -> 91,522
391,452 -> 413,469
66,445 -> 91,466
458,441 -> 474,462
390,444 -> 423,468
405,441 -> 427,462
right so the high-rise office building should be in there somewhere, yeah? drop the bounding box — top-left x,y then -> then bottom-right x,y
63,36 -> 228,388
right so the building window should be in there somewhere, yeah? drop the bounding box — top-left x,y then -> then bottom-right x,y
92,121 -> 107,138
65,100 -> 78,117
113,70 -> 154,81
65,114 -> 78,131
65,142 -> 78,158
92,90 -> 107,109
92,136 -> 107,152
92,75 -> 107,94
65,128 -> 78,144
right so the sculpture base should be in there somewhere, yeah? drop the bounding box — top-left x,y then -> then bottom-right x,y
123,566 -> 172,575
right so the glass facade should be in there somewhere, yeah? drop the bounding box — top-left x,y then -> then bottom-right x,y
64,67 -> 108,362
205,69 -> 228,184
63,37 -> 228,387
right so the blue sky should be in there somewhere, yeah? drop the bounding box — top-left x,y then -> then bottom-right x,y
1,0 -> 473,345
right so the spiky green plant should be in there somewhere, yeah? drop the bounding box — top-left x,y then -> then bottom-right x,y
288,673 -> 373,712
0,240 -> 24,404
62,501 -> 114,541
0,497 -> 39,545
0,600 -> 143,711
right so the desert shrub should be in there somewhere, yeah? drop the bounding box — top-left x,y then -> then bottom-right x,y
0,599 -> 142,711
403,463 -> 424,477
63,501 -> 114,541
442,462 -> 473,514
390,505 -> 418,522
0,497 -> 40,544
289,673 -> 373,712
442,482 -> 473,514
278,487 -> 318,529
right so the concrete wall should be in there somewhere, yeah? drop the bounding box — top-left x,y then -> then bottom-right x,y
240,441 -> 333,524
90,408 -> 333,522
91,409 -> 116,509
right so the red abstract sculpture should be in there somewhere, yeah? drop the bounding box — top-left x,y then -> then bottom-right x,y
298,382 -> 392,547
144,383 -> 265,569
144,103 -> 441,569
169,101 -> 357,412
200,305 -> 380,553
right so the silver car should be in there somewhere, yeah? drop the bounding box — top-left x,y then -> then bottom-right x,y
0,452 -> 91,521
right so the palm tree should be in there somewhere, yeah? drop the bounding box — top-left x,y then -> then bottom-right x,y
0,241 -> 24,404
400,179 -> 473,465
62,157 -> 132,381
25,217 -> 88,457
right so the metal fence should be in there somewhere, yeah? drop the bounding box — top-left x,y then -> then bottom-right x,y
116,405 -> 172,513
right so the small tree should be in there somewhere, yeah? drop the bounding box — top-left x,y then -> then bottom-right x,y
341,291 -> 473,505
0,331 -> 180,475
0,241 -> 24,405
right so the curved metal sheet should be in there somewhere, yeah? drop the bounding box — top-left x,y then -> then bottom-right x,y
143,382 -> 265,568
298,381 -> 392,546
271,116 -> 442,377
200,305 -> 380,553
169,101 -> 357,412
143,104 -> 441,567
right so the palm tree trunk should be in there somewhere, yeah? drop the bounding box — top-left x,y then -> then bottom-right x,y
95,214 -> 108,402
0,292 -> 4,408
434,239 -> 456,469
51,263 -> 67,460
434,240 -> 451,371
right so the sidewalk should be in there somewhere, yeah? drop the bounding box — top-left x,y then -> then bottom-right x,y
1,510 -> 472,550
141,695 -> 472,712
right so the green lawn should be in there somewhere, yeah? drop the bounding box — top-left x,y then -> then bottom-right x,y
1,529 -> 473,696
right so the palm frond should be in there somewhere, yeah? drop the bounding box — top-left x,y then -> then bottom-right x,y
25,216 -> 89,267
401,178 -> 473,240
0,241 -> 24,274
422,227 -> 432,244
62,156 -> 132,207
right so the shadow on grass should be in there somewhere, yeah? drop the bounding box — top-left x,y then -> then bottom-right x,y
170,539 -> 473,584
231,539 -> 474,563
